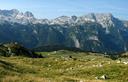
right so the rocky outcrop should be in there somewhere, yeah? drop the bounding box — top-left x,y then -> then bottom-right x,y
0,42 -> 43,58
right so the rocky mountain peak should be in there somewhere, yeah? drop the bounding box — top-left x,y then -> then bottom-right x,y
24,11 -> 34,18
95,13 -> 113,17
87,13 -> 96,20
0,9 -> 19,17
0,9 -> 124,28
51,16 -> 71,25
71,15 -> 77,21
10,9 -> 19,14
0,9 -> 36,24
94,13 -> 115,27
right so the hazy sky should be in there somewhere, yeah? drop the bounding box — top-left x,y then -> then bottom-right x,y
0,0 -> 127,20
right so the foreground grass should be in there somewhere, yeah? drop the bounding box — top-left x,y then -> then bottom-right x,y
0,50 -> 128,82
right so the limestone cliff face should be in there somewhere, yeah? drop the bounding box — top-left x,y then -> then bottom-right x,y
0,9 -> 128,54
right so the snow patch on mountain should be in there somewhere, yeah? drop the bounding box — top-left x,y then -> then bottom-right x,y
0,9 -> 126,30
88,36 -> 99,41
72,36 -> 80,48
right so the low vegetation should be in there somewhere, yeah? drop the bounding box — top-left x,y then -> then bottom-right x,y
0,50 -> 128,82
0,43 -> 43,58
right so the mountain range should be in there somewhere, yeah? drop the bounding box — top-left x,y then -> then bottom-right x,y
0,9 -> 128,54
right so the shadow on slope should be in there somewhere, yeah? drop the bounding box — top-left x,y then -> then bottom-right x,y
0,42 -> 43,58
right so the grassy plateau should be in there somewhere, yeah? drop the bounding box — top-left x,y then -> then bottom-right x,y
0,50 -> 128,82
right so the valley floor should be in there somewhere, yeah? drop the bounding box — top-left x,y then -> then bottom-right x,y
0,50 -> 128,82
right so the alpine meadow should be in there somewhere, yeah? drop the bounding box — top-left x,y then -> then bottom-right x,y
0,0 -> 128,82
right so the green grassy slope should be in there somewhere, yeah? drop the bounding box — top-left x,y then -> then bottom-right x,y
0,50 -> 128,82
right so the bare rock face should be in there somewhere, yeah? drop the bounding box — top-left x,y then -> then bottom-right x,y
0,9 -> 128,54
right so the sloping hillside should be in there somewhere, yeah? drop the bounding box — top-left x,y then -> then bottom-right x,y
0,50 -> 128,82
0,42 -> 43,58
